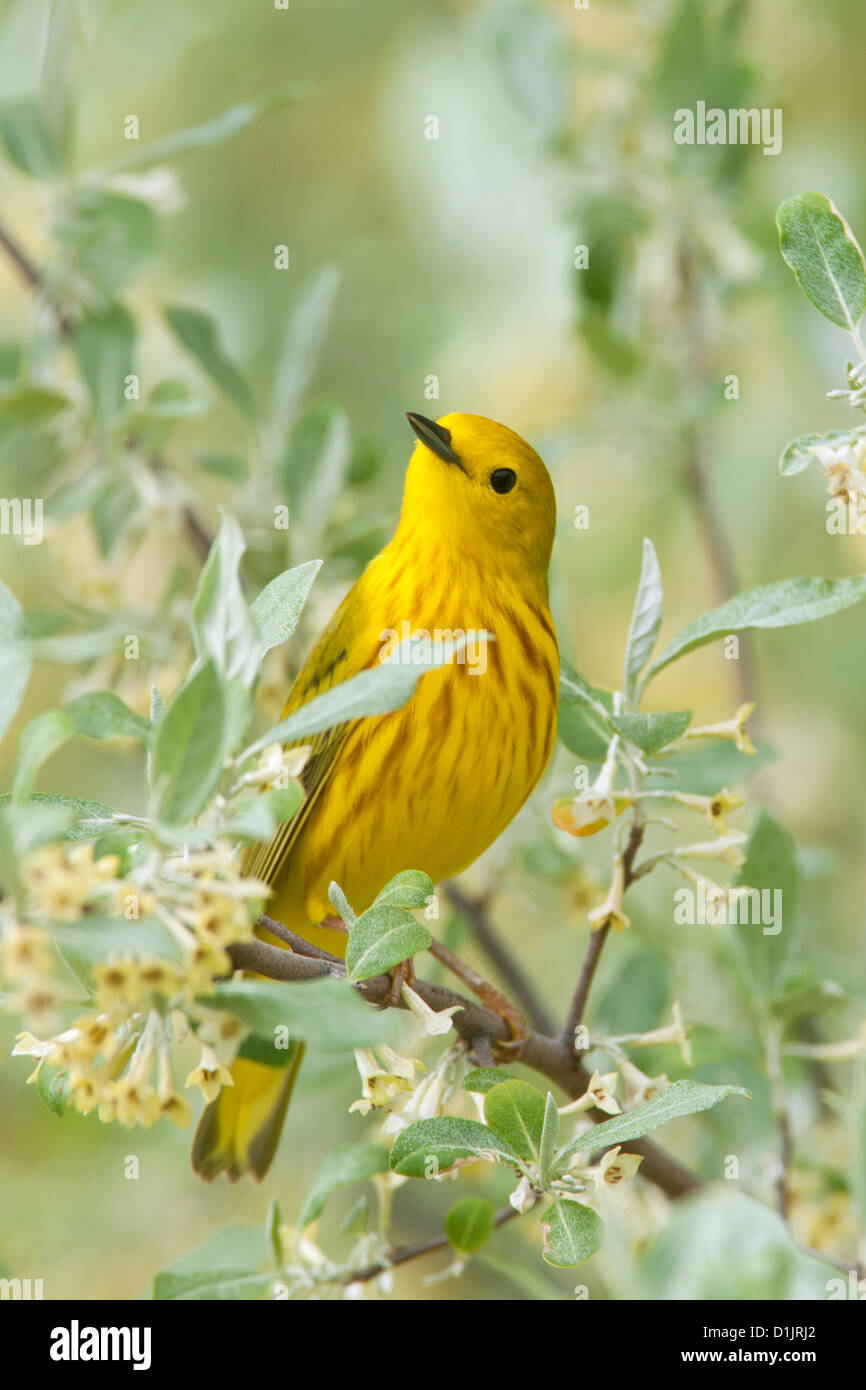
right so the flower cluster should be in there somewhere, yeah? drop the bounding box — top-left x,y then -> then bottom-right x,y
3,839 -> 267,1129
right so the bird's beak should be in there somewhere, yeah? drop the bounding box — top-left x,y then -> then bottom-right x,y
406,411 -> 464,469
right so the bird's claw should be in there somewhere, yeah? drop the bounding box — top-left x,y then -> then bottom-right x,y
383,956 -> 416,1008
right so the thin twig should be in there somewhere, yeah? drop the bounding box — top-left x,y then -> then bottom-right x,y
560,817 -> 645,1051
226,931 -> 702,1200
561,923 -> 609,1049
444,881 -> 556,1035
258,913 -> 337,959
343,1206 -> 520,1285
0,217 -> 40,287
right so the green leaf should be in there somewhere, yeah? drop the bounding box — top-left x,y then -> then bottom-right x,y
282,400 -> 351,540
445,1197 -> 496,1255
191,514 -> 259,688
609,710 -> 691,755
153,1226 -> 274,1301
12,710 -> 73,801
484,1079 -> 547,1163
732,811 -> 800,1000
202,977 -> 403,1052
0,98 -> 62,179
74,303 -> 136,419
623,538 -> 663,703
37,1063 -> 71,1117
38,0 -> 77,171
637,1190 -> 840,1300
557,1081 -> 750,1164
249,559 -> 322,655
327,881 -> 356,928
0,580 -> 31,741
65,691 -> 150,742
646,739 -> 776,795
372,869 -> 434,911
165,305 -> 258,420
0,791 -> 119,842
111,84 -> 309,172
299,1142 -> 389,1227
538,1091 -> 560,1188
124,380 -> 209,452
270,266 -> 340,446
0,384 -> 70,425
339,1196 -> 370,1237
345,903 -> 431,983
150,658 -> 227,824
462,1067 -> 515,1094
645,576 -> 866,683
91,475 -> 138,555
389,1116 -> 519,1177
779,429 -> 862,478
557,664 -> 614,761
777,192 -> 866,332
53,915 -> 182,968
541,1200 -> 603,1268
222,784 -> 303,842
54,191 -> 160,293
149,685 -> 166,756
0,799 -> 76,900
197,452 -> 250,484
244,647 -> 461,759
265,1199 -> 283,1268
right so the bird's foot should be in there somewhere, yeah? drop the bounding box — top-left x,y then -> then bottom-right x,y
383,956 -> 416,1008
475,982 -> 529,1058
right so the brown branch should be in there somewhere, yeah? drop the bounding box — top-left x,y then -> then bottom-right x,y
226,932 -> 702,1199
443,881 -> 556,1035
561,923 -> 609,1049
560,816 -> 645,1051
0,217 -> 40,288
343,1206 -> 520,1285
148,455 -> 214,559
257,914 -> 339,959
180,504 -> 214,561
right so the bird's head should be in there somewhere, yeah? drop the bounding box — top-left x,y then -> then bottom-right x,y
402,411 -> 556,591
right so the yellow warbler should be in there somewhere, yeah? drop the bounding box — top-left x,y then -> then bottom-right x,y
192,411 -> 559,1181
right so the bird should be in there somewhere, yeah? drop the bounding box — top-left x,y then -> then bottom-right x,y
192,410 -> 559,1181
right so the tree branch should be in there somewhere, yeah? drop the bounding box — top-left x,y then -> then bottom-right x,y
227,930 -> 702,1200
0,217 -> 40,288
561,922 -> 609,1048
443,881 -> 556,1035
343,1206 -> 520,1285
560,815 -> 645,1051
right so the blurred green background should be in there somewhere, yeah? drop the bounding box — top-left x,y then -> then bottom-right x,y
1,0 -> 866,1299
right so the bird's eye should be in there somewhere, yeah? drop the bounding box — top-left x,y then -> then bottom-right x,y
490,467 -> 517,494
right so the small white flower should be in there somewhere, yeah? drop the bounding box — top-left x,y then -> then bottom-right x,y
559,1070 -> 621,1117
509,1174 -> 536,1213
400,982 -> 462,1035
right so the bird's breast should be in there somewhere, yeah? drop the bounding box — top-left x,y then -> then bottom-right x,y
274,593 -> 559,930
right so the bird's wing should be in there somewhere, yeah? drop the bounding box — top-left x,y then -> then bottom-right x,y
244,576 -> 380,888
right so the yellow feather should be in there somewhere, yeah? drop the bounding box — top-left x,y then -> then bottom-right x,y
192,412 -> 558,1181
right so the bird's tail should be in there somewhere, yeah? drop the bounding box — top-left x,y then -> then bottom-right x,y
191,1041 -> 305,1183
